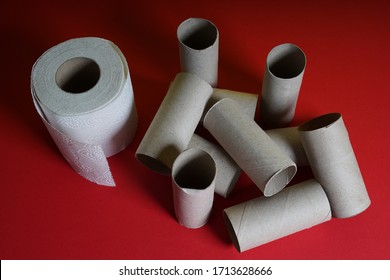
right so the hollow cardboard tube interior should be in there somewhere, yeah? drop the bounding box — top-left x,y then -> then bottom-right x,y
172,148 -> 216,229
177,17 -> 219,87
259,43 -> 306,128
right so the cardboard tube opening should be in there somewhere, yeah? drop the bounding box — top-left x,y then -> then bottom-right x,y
298,113 -> 341,131
173,149 -> 216,190
264,165 -> 297,196
268,43 -> 306,79
178,18 -> 218,50
172,148 -> 216,228
187,134 -> 241,198
55,57 -> 100,93
136,154 -> 171,176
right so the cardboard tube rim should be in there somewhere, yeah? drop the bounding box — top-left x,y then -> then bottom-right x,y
172,147 -> 216,229
267,43 -> 306,80
187,134 -> 241,198
172,148 -> 217,191
298,112 -> 341,132
264,165 -> 297,197
177,18 -> 219,52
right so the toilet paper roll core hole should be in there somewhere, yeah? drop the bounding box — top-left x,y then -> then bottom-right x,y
173,150 -> 216,190
268,44 -> 306,79
178,18 -> 218,50
55,57 -> 100,94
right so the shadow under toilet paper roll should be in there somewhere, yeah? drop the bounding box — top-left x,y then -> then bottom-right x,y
298,113 -> 371,218
31,37 -> 137,186
177,17 -> 219,87
223,179 -> 332,252
136,72 -> 213,175
259,43 -> 306,128
204,98 -> 297,197
172,148 -> 216,229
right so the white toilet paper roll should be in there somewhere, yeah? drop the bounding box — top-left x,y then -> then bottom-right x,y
31,37 -> 137,186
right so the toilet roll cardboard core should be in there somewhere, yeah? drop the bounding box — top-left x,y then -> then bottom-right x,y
268,44 -> 306,79
55,57 -> 100,93
178,18 -> 218,50
173,150 -> 216,190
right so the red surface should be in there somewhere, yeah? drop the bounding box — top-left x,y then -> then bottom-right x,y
1,0 -> 390,259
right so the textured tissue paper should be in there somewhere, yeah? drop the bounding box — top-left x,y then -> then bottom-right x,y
31,37 -> 137,186
172,148 -> 216,229
259,43 -> 306,128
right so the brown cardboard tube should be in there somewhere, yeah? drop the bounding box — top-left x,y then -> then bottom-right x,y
259,43 -> 306,128
187,134 -> 241,198
177,18 -> 219,87
201,88 -> 258,122
298,113 -> 371,218
136,72 -> 213,175
172,148 -> 216,229
204,98 -> 297,196
266,127 -> 309,167
223,179 -> 332,252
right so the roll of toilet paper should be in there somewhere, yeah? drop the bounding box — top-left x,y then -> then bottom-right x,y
31,37 -> 137,186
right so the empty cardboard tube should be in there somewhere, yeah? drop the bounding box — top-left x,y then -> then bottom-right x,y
259,43 -> 306,128
177,17 -> 219,87
187,134 -> 241,198
223,179 -> 332,253
172,148 -> 216,229
266,127 -> 309,167
136,72 -> 213,175
201,88 -> 258,122
298,113 -> 371,218
31,37 -> 137,186
204,98 -> 297,196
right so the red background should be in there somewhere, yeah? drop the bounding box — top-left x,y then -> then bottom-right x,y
1,0 -> 389,259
